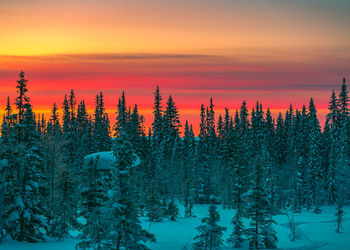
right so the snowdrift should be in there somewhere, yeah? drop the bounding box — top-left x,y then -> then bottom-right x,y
83,151 -> 141,171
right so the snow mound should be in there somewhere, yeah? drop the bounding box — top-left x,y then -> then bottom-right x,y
0,159 -> 8,168
84,151 -> 141,170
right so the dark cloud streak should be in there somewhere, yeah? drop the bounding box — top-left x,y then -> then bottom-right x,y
0,53 -> 221,62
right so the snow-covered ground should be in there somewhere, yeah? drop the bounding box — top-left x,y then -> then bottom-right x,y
1,205 -> 349,249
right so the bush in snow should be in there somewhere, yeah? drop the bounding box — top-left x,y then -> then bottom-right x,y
335,203 -> 344,233
166,200 -> 179,221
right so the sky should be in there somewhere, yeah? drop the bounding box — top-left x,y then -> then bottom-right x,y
0,0 -> 350,134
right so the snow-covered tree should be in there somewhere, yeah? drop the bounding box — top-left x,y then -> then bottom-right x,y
114,91 -> 128,138
103,131 -> 155,249
0,73 -> 48,242
76,157 -> 108,249
193,205 -> 226,250
92,92 -> 111,152
166,200 -> 179,221
197,99 -> 218,204
227,207 -> 245,248
54,163 -> 77,239
182,121 -> 196,217
246,156 -> 277,249
220,118 -> 247,210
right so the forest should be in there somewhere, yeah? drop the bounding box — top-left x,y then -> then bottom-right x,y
0,71 -> 349,249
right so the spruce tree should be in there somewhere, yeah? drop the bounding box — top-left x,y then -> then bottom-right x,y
246,156 -> 277,249
93,92 -> 111,152
54,163 -> 77,239
166,200 -> 179,221
103,131 -> 155,249
306,98 -> 322,213
76,100 -> 92,165
220,118 -> 246,210
197,99 -> 218,203
1,73 -> 48,242
15,71 -> 29,123
144,87 -> 165,221
62,91 -> 79,173
193,205 -> 226,250
76,157 -> 108,249
182,121 -> 196,217
42,103 -> 64,237
227,207 -> 245,249
1,96 -> 13,144
115,91 -> 128,138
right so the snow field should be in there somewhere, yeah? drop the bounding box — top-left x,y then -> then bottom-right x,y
1,205 -> 349,250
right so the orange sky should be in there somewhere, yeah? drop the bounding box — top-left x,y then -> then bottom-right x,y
0,0 -> 349,134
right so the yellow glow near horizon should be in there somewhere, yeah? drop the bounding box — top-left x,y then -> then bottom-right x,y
1,0 -> 349,56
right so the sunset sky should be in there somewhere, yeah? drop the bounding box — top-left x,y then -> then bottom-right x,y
1,0 -> 350,134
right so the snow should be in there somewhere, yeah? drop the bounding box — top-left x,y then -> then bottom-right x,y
1,205 -> 350,249
0,239 -> 79,250
76,216 -> 86,226
15,197 -> 24,210
145,205 -> 350,250
84,151 -> 141,171
0,159 -> 8,168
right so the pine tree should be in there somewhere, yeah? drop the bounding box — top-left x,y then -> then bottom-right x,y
62,91 -> 79,173
144,87 -> 166,220
46,103 -> 61,136
250,102 -> 265,155
1,95 -> 18,242
239,100 -> 250,134
128,104 -> 145,154
152,86 -> 163,141
246,156 -> 277,249
166,200 -> 179,221
339,78 -> 349,116
93,92 -> 111,152
62,95 -> 70,134
337,78 -> 350,197
103,131 -> 155,249
144,129 -> 163,223
197,104 -> 208,203
274,113 -> 286,168
227,206 -> 245,248
182,121 -> 196,217
76,157 -> 108,249
197,99 -> 218,203
50,91 -> 80,238
306,98 -> 323,213
54,163 -> 77,239
326,86 -> 348,205
220,119 -> 247,210
1,96 -> 14,144
15,71 -> 30,123
42,103 -> 64,237
193,205 -> 226,250
217,114 -> 224,139
296,106 -> 310,208
161,95 -> 182,197
0,74 -> 49,242
163,95 -> 181,139
264,108 -> 279,209
76,100 -> 92,166
114,91 -> 128,138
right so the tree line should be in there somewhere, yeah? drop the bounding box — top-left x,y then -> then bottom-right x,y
0,71 -> 349,249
